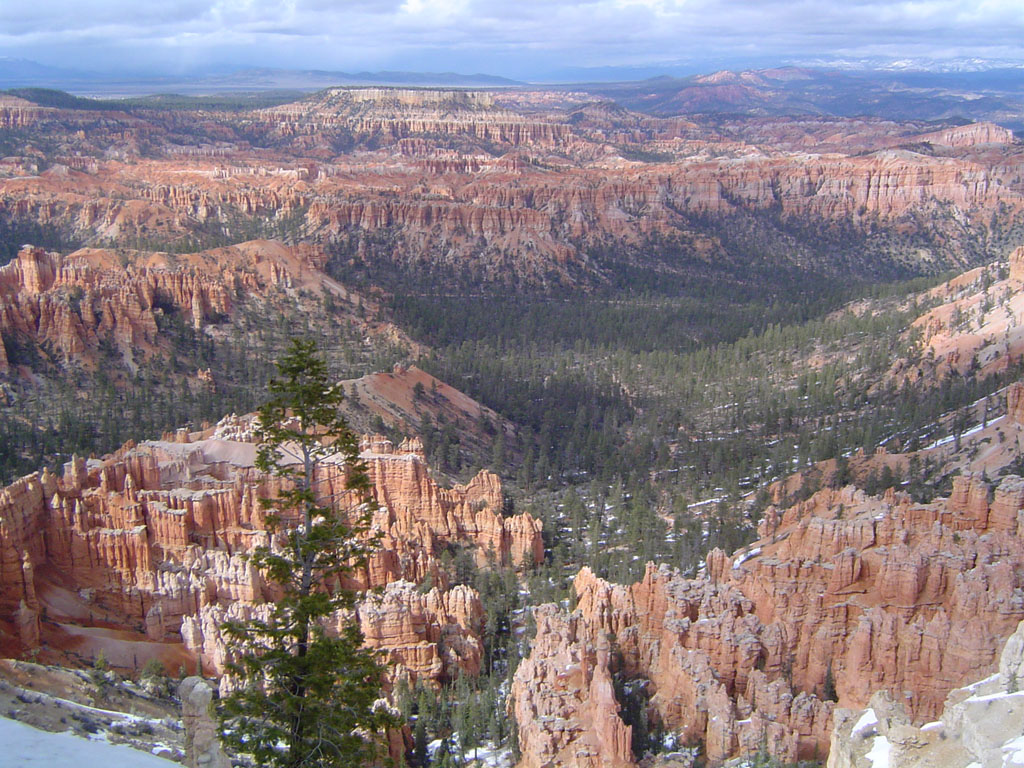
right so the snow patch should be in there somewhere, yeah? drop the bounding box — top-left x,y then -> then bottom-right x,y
427,734 -> 514,767
1002,734 -> 1024,766
853,708 -> 879,736
732,547 -> 761,569
966,673 -> 1001,691
865,734 -> 891,768
0,716 -> 174,767
965,689 -> 1024,703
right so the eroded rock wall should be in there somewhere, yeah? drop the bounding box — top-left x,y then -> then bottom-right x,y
513,475 -> 1024,767
0,423 -> 542,688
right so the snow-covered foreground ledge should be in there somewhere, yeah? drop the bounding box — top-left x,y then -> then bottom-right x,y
0,715 -> 175,768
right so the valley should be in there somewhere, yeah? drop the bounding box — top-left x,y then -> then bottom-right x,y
1,71 -> 1024,768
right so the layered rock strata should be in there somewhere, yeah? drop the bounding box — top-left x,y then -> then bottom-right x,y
0,421 -> 542,687
2,93 -> 1022,286
513,473 -> 1024,767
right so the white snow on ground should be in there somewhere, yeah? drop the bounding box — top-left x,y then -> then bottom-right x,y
853,708 -> 878,736
864,734 -> 892,768
966,673 -> 1002,691
0,715 -> 174,767
1002,734 -> 1024,766
923,433 -> 957,450
922,419 -> 994,451
688,496 -> 724,508
732,547 -> 761,569
426,734 -> 514,767
965,689 -> 1024,704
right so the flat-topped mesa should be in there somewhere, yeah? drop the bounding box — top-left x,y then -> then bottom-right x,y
513,472 -> 1024,767
259,87 -> 568,149
914,121 -> 1015,147
343,88 -> 496,109
0,418 -> 541,686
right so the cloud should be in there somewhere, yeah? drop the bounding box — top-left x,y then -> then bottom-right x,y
1,0 -> 1022,77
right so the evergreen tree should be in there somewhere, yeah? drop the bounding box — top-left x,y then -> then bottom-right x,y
217,338 -> 392,768
822,660 -> 838,703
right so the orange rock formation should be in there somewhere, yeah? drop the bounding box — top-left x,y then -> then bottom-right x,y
1,90 -> 1020,286
0,241 -> 408,373
0,421 -> 542,686
513,474 -> 1024,767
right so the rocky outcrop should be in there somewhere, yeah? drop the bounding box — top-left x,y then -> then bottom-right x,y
0,241 -> 396,374
1011,246 -> 1024,285
1008,383 -> 1024,425
828,619 -> 1024,768
179,676 -> 231,768
361,435 -> 542,576
0,418 -> 541,688
357,580 -> 484,680
512,603 -> 634,768
513,475 -> 1024,767
514,564 -> 834,767
915,121 -> 1015,148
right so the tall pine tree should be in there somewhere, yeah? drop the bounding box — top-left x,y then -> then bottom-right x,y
217,338 -> 392,767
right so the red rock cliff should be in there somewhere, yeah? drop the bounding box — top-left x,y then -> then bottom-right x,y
513,475 -> 1024,767
0,419 -> 542,687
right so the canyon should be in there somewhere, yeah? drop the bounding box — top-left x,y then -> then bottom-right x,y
4,269 -> 1024,766
3,79 -> 1024,768
1,88 -> 1023,289
504,250 -> 1024,767
4,363 -> 1023,766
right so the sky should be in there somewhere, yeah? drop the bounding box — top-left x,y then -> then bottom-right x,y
2,0 -> 1024,81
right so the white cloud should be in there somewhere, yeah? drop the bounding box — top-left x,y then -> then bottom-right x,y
0,0 -> 1021,77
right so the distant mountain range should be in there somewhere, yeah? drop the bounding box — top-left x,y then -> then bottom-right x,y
579,66 -> 1024,129
0,57 -> 92,85
2,56 -> 1023,130
0,58 -> 522,94
795,56 -> 1024,73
